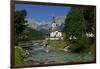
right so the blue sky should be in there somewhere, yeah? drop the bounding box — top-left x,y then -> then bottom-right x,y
15,3 -> 71,21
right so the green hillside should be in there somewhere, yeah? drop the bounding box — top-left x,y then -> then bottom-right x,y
21,27 -> 45,41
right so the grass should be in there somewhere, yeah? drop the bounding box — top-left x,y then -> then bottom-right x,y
84,44 -> 95,55
48,40 -> 66,49
15,47 -> 24,66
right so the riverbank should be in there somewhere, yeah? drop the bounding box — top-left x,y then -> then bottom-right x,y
15,46 -> 34,67
15,46 -> 24,66
14,41 -> 95,66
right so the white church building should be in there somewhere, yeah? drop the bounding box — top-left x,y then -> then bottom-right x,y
49,17 -> 63,40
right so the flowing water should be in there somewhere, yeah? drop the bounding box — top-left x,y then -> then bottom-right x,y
28,43 -> 94,65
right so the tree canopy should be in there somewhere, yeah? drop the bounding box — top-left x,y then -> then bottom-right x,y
14,10 -> 27,36
63,7 -> 95,53
14,10 -> 45,45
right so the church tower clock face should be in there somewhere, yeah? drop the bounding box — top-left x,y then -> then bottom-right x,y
52,22 -> 57,31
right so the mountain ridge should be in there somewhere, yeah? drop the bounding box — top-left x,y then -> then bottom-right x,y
26,16 -> 66,34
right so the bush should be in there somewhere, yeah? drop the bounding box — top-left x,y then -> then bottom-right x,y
87,37 -> 94,45
15,47 -> 24,66
69,38 -> 86,53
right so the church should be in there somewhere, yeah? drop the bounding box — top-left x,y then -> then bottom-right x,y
49,17 -> 63,40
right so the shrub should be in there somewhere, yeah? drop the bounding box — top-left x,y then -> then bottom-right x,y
69,38 -> 86,53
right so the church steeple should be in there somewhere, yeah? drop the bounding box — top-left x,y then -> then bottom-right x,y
51,16 -> 57,31
52,16 -> 56,23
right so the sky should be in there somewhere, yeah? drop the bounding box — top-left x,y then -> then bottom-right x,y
15,3 -> 71,22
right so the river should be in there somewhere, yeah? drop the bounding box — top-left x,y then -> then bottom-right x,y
25,43 -> 95,65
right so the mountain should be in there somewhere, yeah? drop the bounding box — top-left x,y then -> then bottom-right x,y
55,16 -> 66,26
27,19 -> 39,30
37,23 -> 51,34
54,16 -> 66,31
26,16 -> 66,34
